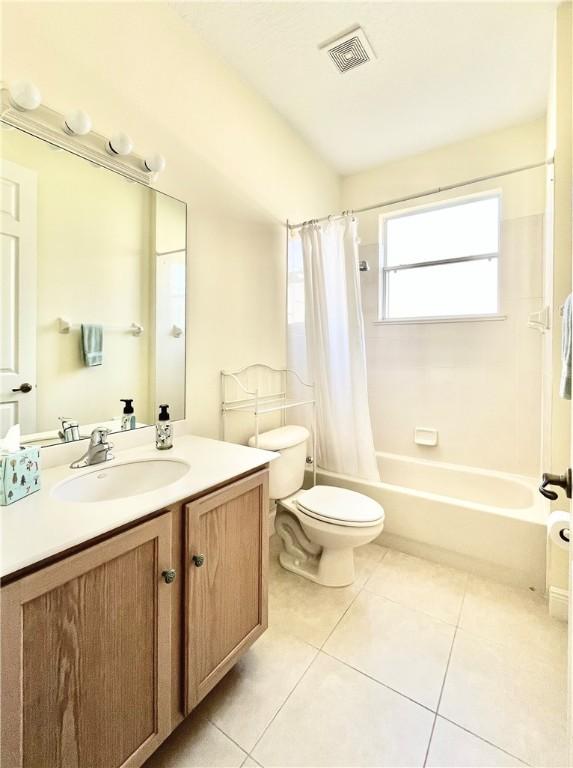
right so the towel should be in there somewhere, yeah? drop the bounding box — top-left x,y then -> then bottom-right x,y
81,324 -> 103,367
560,294 -> 572,400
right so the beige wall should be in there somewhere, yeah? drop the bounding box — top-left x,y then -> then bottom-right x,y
1,1 -> 340,440
342,119 -> 546,475
3,128 -> 153,433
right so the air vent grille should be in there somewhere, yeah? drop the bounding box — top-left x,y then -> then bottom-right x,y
328,37 -> 370,73
320,26 -> 376,75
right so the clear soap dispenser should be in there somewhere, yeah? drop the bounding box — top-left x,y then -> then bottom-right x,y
156,404 -> 173,450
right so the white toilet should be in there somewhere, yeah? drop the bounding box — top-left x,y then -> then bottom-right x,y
249,425 -> 384,587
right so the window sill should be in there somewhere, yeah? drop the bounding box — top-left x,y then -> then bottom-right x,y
373,313 -> 507,326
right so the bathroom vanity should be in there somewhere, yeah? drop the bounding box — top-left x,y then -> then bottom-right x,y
0,89 -> 278,768
0,436 -> 274,768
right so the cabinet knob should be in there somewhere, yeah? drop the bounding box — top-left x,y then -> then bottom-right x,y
192,554 -> 205,568
162,568 -> 176,584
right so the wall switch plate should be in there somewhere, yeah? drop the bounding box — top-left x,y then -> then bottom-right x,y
414,427 -> 438,446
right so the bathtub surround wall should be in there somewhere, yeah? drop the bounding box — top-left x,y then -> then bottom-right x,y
2,1 -> 341,443
342,119 -> 546,477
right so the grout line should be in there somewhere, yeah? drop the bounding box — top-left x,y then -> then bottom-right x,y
422,713 -> 439,768
245,546 -> 387,758
424,578 -> 530,768
206,717 -> 250,758
437,715 -> 532,766
422,625 -> 458,766
320,648 -> 437,715
423,579 -> 468,767
360,586 -> 460,629
248,649 -> 321,757
320,546 -> 389,651
243,755 -> 263,768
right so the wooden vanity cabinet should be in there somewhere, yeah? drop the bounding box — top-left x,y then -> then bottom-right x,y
0,467 -> 269,768
1,514 -> 173,768
184,470 -> 269,711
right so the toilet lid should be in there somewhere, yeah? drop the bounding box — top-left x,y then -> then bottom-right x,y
296,485 -> 384,526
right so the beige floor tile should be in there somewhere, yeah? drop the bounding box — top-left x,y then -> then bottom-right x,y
426,718 -> 526,767
144,714 -> 246,768
198,627 -> 317,753
268,537 -> 385,647
324,590 -> 454,709
439,630 -> 568,767
352,541 -> 389,586
364,549 -> 468,624
252,653 -> 434,767
460,576 -> 567,661
241,758 -> 262,767
268,578 -> 355,649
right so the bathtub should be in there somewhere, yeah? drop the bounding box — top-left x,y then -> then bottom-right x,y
312,452 -> 547,591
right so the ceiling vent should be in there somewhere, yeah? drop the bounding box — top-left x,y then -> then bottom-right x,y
320,26 -> 376,74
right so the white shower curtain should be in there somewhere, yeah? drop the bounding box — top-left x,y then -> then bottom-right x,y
299,215 -> 379,481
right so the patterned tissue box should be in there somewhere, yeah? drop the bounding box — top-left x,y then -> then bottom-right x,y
0,446 -> 41,506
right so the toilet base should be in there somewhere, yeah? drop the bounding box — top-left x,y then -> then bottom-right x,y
279,546 -> 355,587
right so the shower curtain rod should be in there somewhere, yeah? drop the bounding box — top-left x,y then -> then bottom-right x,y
287,157 -> 554,230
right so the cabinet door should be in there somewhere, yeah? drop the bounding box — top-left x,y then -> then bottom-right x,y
184,470 -> 268,712
1,514 -> 173,768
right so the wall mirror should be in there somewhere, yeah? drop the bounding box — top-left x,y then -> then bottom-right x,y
1,127 -> 187,448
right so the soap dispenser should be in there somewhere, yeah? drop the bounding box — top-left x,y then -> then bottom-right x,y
120,399 -> 136,431
156,404 -> 173,450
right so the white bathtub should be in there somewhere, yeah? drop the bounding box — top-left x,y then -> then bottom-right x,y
313,452 -> 547,591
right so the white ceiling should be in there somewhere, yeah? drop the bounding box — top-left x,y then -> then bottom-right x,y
174,2 -> 556,175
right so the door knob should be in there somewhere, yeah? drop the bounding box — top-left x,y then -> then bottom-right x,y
162,568 -> 176,584
11,383 -> 33,393
539,469 -> 572,500
192,554 -> 205,567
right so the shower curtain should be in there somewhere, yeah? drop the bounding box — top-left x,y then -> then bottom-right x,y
298,215 -> 379,481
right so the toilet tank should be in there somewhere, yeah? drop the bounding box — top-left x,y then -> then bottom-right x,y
248,425 -> 310,500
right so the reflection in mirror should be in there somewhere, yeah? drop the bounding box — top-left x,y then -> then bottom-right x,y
0,128 -> 186,447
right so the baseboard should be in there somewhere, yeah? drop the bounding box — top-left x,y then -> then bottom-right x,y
548,586 -> 569,622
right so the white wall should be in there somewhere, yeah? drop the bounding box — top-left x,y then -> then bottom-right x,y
1,1 -> 340,441
342,119 -> 546,475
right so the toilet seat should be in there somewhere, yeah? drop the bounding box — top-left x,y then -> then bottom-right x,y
295,485 -> 384,528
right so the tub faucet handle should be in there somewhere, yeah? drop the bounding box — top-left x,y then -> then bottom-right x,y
539,469 -> 572,501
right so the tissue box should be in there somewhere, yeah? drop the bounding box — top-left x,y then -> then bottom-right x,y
0,446 -> 41,506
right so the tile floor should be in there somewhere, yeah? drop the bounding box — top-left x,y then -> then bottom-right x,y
145,537 -> 568,768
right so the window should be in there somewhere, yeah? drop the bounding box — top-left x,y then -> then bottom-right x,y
380,194 -> 501,321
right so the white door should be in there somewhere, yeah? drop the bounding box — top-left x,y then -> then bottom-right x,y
0,159 -> 37,436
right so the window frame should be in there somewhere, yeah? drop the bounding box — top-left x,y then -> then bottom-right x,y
377,191 -> 504,324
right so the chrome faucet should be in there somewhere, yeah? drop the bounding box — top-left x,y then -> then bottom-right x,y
70,427 -> 114,469
59,417 -> 80,443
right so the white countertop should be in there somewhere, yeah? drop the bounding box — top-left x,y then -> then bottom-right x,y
1,435 -> 276,579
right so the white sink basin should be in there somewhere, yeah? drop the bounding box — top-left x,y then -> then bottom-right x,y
51,458 -> 191,503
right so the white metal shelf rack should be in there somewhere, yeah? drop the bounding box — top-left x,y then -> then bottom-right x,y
220,363 -> 316,485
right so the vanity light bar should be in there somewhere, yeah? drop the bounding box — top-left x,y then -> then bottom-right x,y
1,83 -> 166,185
